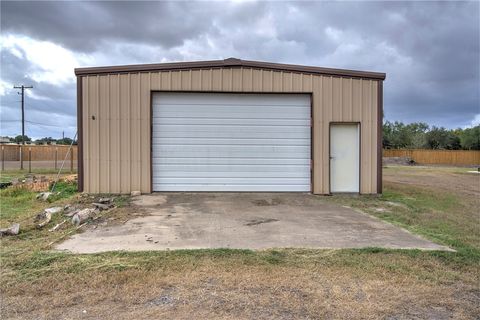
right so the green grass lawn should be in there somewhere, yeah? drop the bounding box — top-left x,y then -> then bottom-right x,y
0,166 -> 478,319
325,185 -> 479,265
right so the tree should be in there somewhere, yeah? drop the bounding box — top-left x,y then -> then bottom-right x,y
34,137 -> 56,145
459,125 -> 480,150
56,137 -> 74,145
424,126 -> 461,150
382,121 -> 478,150
13,135 -> 31,144
383,121 -> 429,149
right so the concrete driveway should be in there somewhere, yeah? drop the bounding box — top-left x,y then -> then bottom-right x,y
57,193 -> 450,253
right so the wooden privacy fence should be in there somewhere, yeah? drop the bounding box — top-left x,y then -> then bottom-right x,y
1,145 -> 78,161
383,149 -> 480,166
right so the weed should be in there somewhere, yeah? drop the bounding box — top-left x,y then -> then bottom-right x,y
48,181 -> 78,202
113,195 -> 130,207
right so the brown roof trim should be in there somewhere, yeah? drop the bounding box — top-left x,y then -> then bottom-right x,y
74,58 -> 386,80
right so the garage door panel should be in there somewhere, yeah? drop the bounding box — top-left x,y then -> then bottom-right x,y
155,110 -> 307,119
154,171 -> 310,178
153,137 -> 310,146
152,93 -> 311,192
155,177 -> 310,184
153,164 -> 309,171
154,145 -> 310,158
154,164 -> 309,174
153,118 -> 310,126
153,157 -> 310,166
153,185 -> 310,192
153,125 -> 309,134
153,131 -> 309,139
153,93 -> 310,106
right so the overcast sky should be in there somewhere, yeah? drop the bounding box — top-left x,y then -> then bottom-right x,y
1,1 -> 479,139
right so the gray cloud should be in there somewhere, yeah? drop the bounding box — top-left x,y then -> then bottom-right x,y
1,2 -> 226,52
0,1 -> 479,139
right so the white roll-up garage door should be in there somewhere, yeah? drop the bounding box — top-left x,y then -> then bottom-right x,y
152,93 -> 311,192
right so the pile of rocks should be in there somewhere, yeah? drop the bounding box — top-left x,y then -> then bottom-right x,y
383,156 -> 416,166
1,196 -> 118,237
65,197 -> 116,226
11,175 -> 51,192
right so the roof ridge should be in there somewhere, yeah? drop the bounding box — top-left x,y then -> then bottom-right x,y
75,58 -> 386,80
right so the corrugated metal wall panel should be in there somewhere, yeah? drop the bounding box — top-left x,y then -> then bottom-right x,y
109,75 -> 120,193
140,73 -> 151,192
312,75 -> 323,194
99,75 -> 109,193
82,67 -> 379,194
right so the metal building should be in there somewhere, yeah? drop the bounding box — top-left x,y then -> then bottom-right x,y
75,58 -> 385,194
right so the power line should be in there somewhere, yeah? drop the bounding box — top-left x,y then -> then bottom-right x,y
25,120 -> 75,128
0,119 -> 75,128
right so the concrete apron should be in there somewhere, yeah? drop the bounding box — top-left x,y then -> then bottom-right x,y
56,193 -> 452,253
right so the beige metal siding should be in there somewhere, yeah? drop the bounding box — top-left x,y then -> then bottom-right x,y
82,67 -> 379,194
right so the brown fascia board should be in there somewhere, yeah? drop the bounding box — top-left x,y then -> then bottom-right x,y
74,58 -> 386,80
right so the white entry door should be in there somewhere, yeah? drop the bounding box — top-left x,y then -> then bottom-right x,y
152,93 -> 311,192
330,124 -> 360,193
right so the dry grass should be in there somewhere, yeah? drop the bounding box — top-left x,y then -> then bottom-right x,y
2,249 -> 478,319
1,166 -> 479,319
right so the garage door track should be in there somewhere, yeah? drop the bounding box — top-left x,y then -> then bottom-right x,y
57,193 -> 450,253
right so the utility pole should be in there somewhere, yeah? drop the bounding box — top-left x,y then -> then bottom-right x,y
13,85 -> 33,170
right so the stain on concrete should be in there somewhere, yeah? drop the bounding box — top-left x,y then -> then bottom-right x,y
252,198 -> 284,206
245,218 -> 279,226
132,194 -> 167,207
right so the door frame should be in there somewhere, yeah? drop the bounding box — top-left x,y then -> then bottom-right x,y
328,122 -> 361,194
150,91 -> 313,193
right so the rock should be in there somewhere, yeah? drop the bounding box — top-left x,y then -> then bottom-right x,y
98,197 -> 112,204
64,205 -> 80,217
72,208 -> 96,226
131,191 -> 141,196
383,156 -> 415,166
37,212 -> 52,228
92,202 -> 115,211
36,192 -> 53,201
64,209 -> 79,218
36,207 -> 63,228
0,223 -> 20,236
0,182 -> 12,189
45,207 -> 63,214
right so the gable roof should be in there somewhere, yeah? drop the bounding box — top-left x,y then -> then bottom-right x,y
74,57 -> 386,80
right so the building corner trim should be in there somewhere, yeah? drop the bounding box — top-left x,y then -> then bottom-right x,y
377,80 -> 383,194
77,76 -> 84,192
